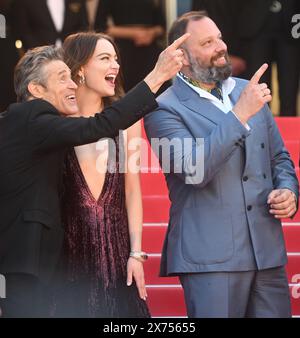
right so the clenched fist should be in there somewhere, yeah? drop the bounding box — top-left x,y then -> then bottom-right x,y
268,188 -> 297,219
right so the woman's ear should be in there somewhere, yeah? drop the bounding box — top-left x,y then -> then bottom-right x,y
27,82 -> 45,99
78,66 -> 85,78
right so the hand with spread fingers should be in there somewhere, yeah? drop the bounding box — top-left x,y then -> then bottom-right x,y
268,189 -> 297,219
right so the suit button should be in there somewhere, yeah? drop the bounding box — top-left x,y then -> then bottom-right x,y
263,173 -> 267,179
235,142 -> 239,146
247,205 -> 252,211
243,176 -> 248,182
261,143 -> 265,149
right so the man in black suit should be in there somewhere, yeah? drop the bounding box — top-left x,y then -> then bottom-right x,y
11,0 -> 88,49
0,0 -> 18,110
0,34 -> 188,317
237,0 -> 300,116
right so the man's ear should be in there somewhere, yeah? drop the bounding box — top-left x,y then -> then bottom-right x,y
27,82 -> 46,99
181,48 -> 190,67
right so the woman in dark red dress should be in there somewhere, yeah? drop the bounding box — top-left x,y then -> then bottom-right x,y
53,32 -> 150,318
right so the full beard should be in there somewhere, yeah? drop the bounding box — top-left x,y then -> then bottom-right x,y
187,51 -> 232,84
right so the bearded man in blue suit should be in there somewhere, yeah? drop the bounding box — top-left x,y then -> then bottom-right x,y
144,11 -> 299,318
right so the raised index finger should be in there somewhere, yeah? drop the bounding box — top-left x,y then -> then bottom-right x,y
169,33 -> 191,50
250,63 -> 268,85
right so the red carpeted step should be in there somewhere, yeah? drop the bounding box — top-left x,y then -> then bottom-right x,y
275,117 -> 300,141
286,254 -> 300,284
143,196 -> 170,223
144,256 -> 179,285
284,140 -> 300,168
283,226 -> 300,252
282,211 -> 300,223
141,172 -> 168,196
146,287 -> 186,317
142,225 -> 167,252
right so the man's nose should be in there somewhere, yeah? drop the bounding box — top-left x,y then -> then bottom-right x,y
216,39 -> 227,52
69,79 -> 78,90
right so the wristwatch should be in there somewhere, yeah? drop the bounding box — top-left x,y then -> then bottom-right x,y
129,251 -> 148,263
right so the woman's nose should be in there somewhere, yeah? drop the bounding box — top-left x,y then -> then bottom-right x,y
112,60 -> 120,69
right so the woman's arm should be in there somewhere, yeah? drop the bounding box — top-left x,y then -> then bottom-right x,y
124,121 -> 147,301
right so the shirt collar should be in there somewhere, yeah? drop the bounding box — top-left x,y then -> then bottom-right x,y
177,73 -> 236,102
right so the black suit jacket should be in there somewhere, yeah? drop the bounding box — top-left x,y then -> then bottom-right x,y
0,0 -> 18,110
12,0 -> 88,50
236,0 -> 300,40
192,0 -> 300,53
0,81 -> 157,283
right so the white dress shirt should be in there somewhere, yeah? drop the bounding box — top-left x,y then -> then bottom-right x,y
177,73 -> 250,131
47,0 -> 65,46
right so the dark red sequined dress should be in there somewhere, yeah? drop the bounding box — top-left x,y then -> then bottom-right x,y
53,136 -> 150,318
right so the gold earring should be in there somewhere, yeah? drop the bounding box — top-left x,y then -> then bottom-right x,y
79,75 -> 85,85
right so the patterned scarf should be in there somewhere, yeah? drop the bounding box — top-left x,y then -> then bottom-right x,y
179,72 -> 223,102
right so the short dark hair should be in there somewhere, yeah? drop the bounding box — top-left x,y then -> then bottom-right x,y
168,11 -> 208,45
14,45 -> 63,102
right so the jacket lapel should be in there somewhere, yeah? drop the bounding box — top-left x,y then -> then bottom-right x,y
173,77 -> 227,126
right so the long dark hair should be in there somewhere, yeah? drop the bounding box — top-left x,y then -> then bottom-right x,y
63,32 -> 124,107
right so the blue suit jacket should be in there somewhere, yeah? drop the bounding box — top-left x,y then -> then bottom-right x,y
144,77 -> 299,276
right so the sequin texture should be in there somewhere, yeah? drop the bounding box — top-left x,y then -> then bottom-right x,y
53,135 -> 150,318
